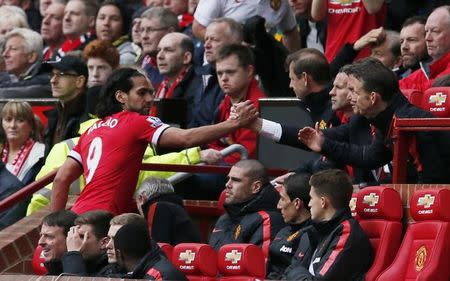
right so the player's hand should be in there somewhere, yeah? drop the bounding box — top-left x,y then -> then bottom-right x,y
200,149 -> 223,164
353,27 -> 385,51
298,123 -> 324,152
231,100 -> 259,127
66,226 -> 87,252
272,172 -> 295,187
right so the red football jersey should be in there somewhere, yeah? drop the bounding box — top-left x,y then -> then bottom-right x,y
69,111 -> 170,215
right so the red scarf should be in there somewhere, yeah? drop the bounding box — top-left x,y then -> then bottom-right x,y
155,67 -> 189,99
58,32 -> 92,57
2,139 -> 35,176
178,13 -> 193,29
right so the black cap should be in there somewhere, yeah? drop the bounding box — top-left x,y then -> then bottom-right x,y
43,56 -> 88,79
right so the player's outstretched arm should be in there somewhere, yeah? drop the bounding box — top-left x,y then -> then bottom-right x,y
159,100 -> 258,148
51,158 -> 83,212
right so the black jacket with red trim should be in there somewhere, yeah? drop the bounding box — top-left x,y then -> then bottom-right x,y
283,208 -> 373,281
142,192 -> 201,245
208,184 -> 285,257
125,241 -> 187,281
266,219 -> 311,280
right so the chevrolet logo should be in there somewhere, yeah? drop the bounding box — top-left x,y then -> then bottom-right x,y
349,197 -> 357,211
363,193 -> 379,207
418,194 -> 435,208
429,92 -> 447,106
179,250 -> 196,264
225,250 -> 242,264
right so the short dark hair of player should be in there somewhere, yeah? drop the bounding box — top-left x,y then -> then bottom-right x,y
74,210 -> 113,240
216,43 -> 255,68
96,67 -> 147,118
285,48 -> 331,85
42,210 -> 78,237
114,223 -> 152,260
342,57 -> 399,103
233,159 -> 269,186
284,173 -> 311,210
309,169 -> 353,209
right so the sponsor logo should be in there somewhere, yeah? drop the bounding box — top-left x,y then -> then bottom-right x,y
146,116 -> 163,128
417,194 -> 435,208
349,197 -> 357,211
179,250 -> 195,264
225,250 -> 242,264
429,92 -> 447,106
415,245 -> 427,272
212,228 -> 222,233
330,0 -> 361,5
363,193 -> 379,207
280,245 -> 292,253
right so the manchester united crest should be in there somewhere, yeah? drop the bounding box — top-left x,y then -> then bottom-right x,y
234,225 -> 241,240
270,0 -> 281,11
415,245 -> 427,272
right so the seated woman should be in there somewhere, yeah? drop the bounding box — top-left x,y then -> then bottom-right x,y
95,0 -> 137,65
0,101 -> 45,229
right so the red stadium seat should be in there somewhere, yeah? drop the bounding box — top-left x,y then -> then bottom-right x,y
31,246 -> 47,275
349,193 -> 359,220
172,243 -> 217,281
401,89 -> 422,107
217,244 -> 265,281
356,186 -> 402,281
421,87 -> 450,117
376,188 -> 450,281
217,190 -> 226,215
158,242 -> 173,260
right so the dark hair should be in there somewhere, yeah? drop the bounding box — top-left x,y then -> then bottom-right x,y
114,223 -> 152,259
74,210 -> 113,239
95,67 -> 146,118
309,169 -> 353,209
342,58 -> 399,102
98,0 -> 132,36
284,173 -> 311,210
217,43 -> 254,67
83,39 -> 120,69
285,48 -> 330,85
179,35 -> 194,56
401,16 -> 426,29
71,0 -> 99,18
233,159 -> 269,185
42,210 -> 78,237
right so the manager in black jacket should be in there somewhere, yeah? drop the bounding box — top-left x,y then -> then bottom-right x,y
209,159 -> 285,257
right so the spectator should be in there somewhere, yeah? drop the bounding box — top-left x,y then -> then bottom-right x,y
187,0 -> 197,15
311,0 -> 386,62
83,39 -> 119,88
399,16 -> 429,78
42,55 -> 89,152
299,58 -> 450,183
62,210 -> 116,276
370,30 -> 402,71
39,0 -> 53,17
400,6 -> 450,92
0,162 -> 24,230
0,5 -> 29,35
95,0 -> 137,65
140,6 -> 179,89
267,173 -> 311,280
50,67 -> 257,215
283,169 -> 373,280
208,159 -> 285,257
189,18 -> 241,128
0,28 -> 49,89
0,101 -> 45,229
155,32 -> 200,127
113,222 -> 187,280
135,177 -> 201,245
55,0 -> 98,59
41,0 -> 66,61
3,0 -> 41,32
432,73 -> 450,87
38,210 -> 78,275
192,0 -> 300,53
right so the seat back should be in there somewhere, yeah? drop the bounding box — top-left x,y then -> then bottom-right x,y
355,186 -> 402,281
31,246 -> 47,275
376,188 -> 450,281
172,243 -> 217,281
158,242 -> 173,260
217,244 -> 265,280
421,87 -> 450,117
401,89 -> 422,107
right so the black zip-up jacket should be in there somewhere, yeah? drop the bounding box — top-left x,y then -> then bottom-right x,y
61,252 -> 122,276
125,242 -> 187,281
283,209 -> 373,281
209,184 -> 285,255
142,192 -> 201,245
267,219 -> 311,280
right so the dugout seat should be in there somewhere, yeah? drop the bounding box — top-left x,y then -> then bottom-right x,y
420,87 -> 450,117
356,186 -> 402,281
158,242 -> 173,260
31,245 -> 47,275
217,244 -> 265,281
401,89 -> 422,107
172,243 -> 217,281
376,188 -> 450,281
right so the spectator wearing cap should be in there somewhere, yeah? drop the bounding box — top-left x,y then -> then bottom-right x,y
0,28 -> 52,97
42,55 -> 89,153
